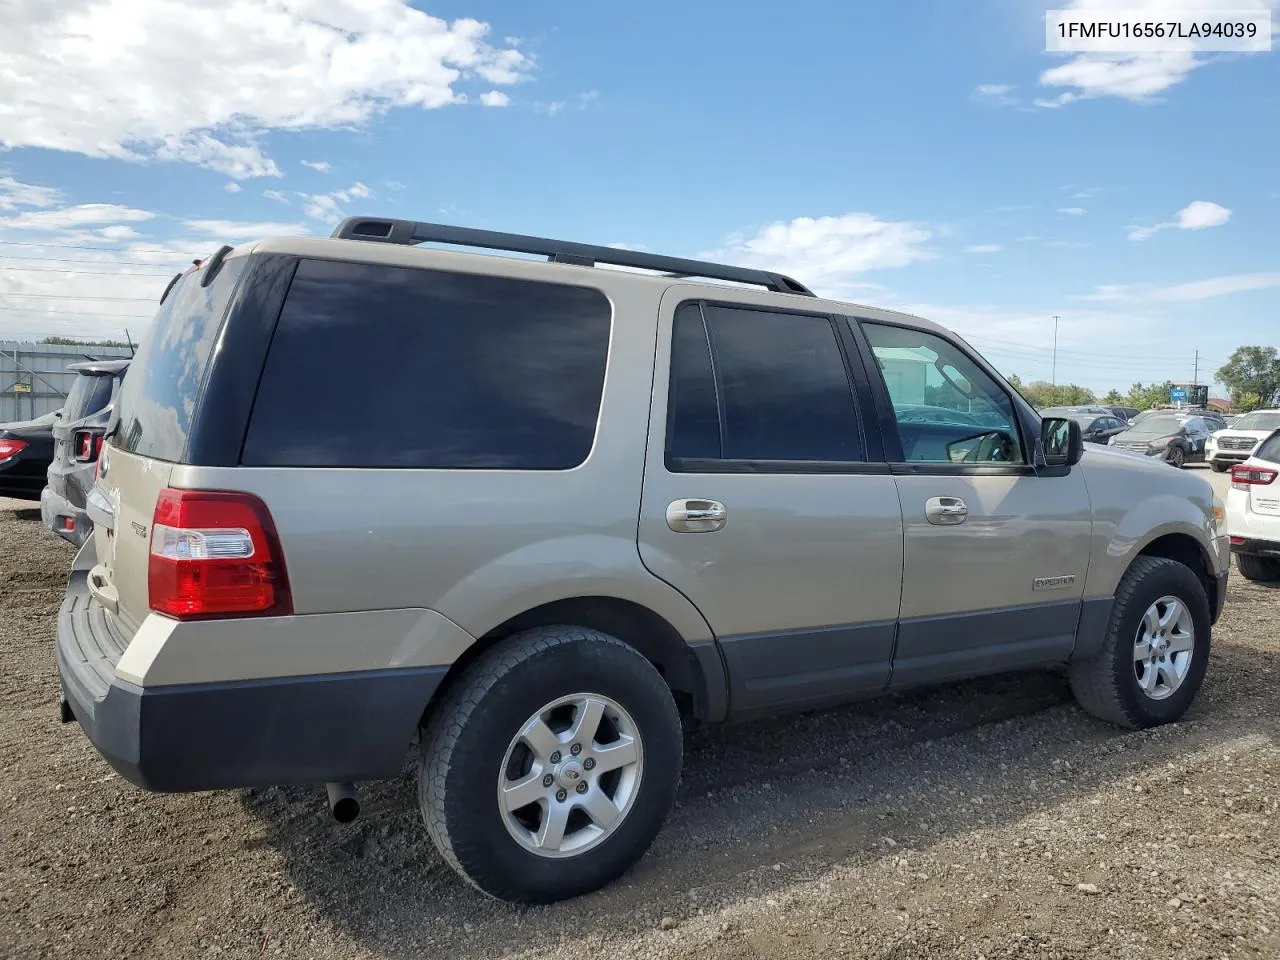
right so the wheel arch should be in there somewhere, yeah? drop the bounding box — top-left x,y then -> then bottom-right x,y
1133,531 -> 1220,622
420,595 -> 728,730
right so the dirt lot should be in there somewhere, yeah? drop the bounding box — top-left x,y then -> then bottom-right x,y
2,476 -> 1278,960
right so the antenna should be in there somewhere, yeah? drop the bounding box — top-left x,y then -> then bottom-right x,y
124,328 -> 136,358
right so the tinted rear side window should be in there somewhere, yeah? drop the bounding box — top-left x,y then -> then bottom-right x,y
63,373 -> 114,421
113,258 -> 249,461
242,260 -> 612,469
1256,431 -> 1280,464
666,301 -> 863,466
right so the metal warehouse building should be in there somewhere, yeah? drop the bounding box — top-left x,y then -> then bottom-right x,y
1,341 -> 134,424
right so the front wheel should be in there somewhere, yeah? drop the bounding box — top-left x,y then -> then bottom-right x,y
1167,445 -> 1186,469
418,626 -> 683,903
1210,461 -> 1229,473
1068,556 -> 1210,730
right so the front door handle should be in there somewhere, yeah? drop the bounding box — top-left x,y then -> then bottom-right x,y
925,496 -> 968,525
666,498 -> 727,533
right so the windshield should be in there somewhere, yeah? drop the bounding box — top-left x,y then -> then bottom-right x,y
1230,411 -> 1280,432
1127,415 -> 1185,435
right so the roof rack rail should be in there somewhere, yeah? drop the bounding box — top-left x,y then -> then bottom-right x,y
329,217 -> 815,296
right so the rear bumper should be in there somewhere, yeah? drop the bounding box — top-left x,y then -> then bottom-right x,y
57,567 -> 448,792
40,485 -> 91,546
1230,537 -> 1280,559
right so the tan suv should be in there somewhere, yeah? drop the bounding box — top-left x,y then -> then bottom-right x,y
58,218 -> 1230,903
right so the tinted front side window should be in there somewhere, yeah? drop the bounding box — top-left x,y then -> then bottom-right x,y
1255,431 -> 1280,463
113,258 -> 248,461
242,260 -> 612,469
666,302 -> 863,465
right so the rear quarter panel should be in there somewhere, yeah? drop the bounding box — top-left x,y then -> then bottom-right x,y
170,269 -> 714,669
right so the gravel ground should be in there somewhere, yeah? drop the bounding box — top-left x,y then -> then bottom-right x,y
1,477 -> 1277,960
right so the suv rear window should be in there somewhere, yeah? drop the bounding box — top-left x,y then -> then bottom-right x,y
113,258 -> 249,461
1256,431 -> 1280,464
62,372 -> 114,422
241,259 -> 612,470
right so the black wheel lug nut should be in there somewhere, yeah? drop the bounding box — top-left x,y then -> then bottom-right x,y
583,758 -> 596,771
542,774 -> 554,788
570,743 -> 582,756
576,781 -> 588,794
549,751 -> 561,764
555,789 -> 567,802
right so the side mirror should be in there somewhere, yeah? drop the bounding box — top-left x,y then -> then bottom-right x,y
1041,417 -> 1084,467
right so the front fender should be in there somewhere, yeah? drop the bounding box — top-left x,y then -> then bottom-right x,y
1085,492 -> 1220,598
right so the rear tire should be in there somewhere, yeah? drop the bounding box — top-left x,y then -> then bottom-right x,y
1068,556 -> 1210,730
418,626 -> 683,904
1236,553 -> 1280,583
1210,461 -> 1229,473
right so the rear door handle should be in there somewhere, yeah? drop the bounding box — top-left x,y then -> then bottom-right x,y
925,496 -> 968,525
666,499 -> 727,533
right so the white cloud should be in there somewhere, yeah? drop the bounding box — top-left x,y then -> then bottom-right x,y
0,204 -> 156,232
701,213 -> 934,298
965,244 -> 1003,254
154,134 -> 281,179
0,1 -> 532,178
301,160 -> 332,173
298,182 -> 374,224
1077,272 -> 1280,303
1058,207 -> 1086,215
224,182 -> 242,194
974,84 -> 1018,106
98,226 -> 139,241
1127,199 -> 1231,240
539,90 -> 600,116
0,176 -> 62,210
480,91 -> 511,107
1038,0 -> 1277,104
263,190 -> 289,204
182,220 -> 310,241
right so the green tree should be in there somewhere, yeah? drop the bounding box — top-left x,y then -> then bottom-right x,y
1216,347 -> 1280,412
1124,381 -> 1176,411
1102,389 -> 1124,405
1017,380 -> 1096,409
41,336 -> 132,348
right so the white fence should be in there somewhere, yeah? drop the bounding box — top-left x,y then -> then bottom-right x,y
0,341 -> 134,424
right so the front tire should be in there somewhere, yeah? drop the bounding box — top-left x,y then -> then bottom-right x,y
1210,461 -> 1229,473
1167,445 -> 1186,469
1236,553 -> 1280,583
418,626 -> 683,903
1068,556 -> 1210,730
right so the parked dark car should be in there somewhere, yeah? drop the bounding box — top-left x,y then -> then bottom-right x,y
1108,413 -> 1212,468
1040,407 -> 1130,445
41,360 -> 129,546
1106,405 -> 1140,422
0,409 -> 59,500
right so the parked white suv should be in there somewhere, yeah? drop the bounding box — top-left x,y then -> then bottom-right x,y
1207,409 -> 1280,472
1226,428 -> 1280,582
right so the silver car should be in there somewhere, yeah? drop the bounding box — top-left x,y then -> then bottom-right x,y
57,219 -> 1230,904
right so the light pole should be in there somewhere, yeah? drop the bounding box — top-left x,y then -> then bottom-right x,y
1051,315 -> 1059,386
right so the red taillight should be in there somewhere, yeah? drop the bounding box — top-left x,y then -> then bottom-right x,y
147,488 -> 292,620
74,430 -> 97,461
1230,536 -> 1245,545
1231,464 -> 1279,489
0,438 -> 26,460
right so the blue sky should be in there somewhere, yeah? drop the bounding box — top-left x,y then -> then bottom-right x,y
0,0 -> 1276,395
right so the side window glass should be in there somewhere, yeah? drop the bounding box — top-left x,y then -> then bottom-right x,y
667,303 -> 722,462
665,303 -> 863,465
863,322 -> 1025,465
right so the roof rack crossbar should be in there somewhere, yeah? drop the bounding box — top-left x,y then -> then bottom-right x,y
329,217 -> 814,296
